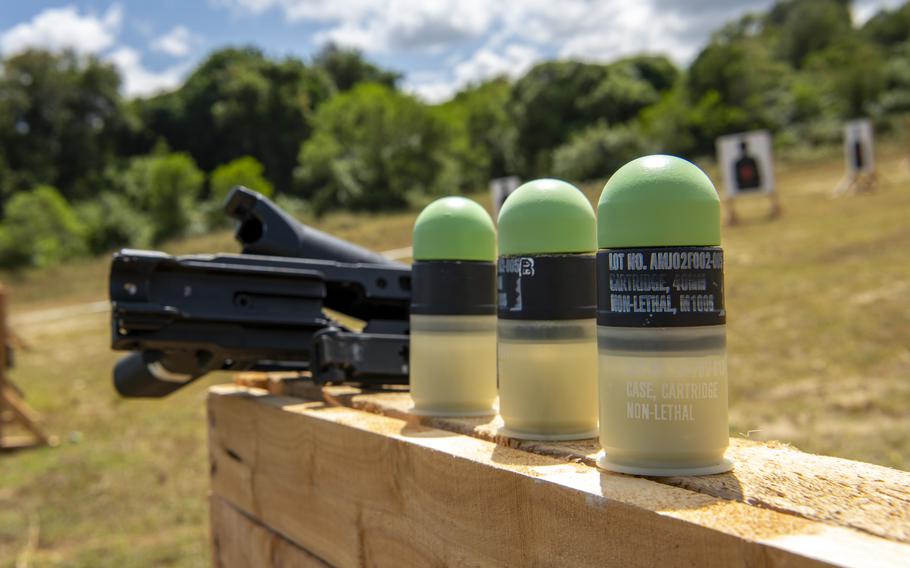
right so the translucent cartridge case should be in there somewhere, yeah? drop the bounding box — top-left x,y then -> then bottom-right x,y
497,318 -> 598,439
597,325 -> 729,475
410,314 -> 498,416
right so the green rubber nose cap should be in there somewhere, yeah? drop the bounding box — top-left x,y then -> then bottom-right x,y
412,197 -> 496,261
598,155 -> 721,248
497,179 -> 596,256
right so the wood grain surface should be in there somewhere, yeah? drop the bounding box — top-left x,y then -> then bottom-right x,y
209,385 -> 910,567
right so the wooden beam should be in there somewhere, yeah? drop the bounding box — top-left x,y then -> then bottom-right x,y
210,496 -> 329,568
208,386 -> 910,568
300,385 -> 910,546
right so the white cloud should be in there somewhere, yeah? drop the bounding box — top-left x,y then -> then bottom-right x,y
406,75 -> 459,104
0,4 -> 123,55
219,0 -> 700,59
853,0 -> 906,24
215,0 -> 375,22
406,43 -> 539,103
151,25 -> 201,57
221,0 -> 493,51
216,0 -> 910,102
453,44 -> 539,85
108,46 -> 186,97
553,3 -> 693,63
401,0 -> 692,103
0,5 -> 192,98
216,0 -> 736,100
317,0 -> 494,52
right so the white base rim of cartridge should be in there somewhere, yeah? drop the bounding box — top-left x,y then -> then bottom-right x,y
408,405 -> 497,418
495,426 -> 599,441
595,452 -> 734,477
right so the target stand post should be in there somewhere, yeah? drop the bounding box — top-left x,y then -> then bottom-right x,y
0,284 -> 56,451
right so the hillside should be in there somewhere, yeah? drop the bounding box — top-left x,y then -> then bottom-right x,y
4,0 -> 910,275
1,144 -> 909,565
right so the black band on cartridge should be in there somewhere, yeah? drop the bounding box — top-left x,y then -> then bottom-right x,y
410,260 -> 496,316
596,247 -> 726,327
497,254 -> 596,320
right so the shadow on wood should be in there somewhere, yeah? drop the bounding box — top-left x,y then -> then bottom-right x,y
209,382 -> 910,567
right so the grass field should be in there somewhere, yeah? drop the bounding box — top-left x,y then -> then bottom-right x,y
1,144 -> 909,566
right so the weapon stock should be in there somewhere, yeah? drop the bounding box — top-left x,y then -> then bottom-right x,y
110,186 -> 412,398
225,186 -> 400,266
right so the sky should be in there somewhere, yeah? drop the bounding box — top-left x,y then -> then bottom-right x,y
0,0 -> 904,102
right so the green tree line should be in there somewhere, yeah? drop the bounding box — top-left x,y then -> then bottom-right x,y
0,0 -> 908,268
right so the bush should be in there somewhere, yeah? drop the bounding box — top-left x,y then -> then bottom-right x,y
805,38 -> 886,118
210,156 -> 274,203
0,185 -> 88,268
206,155 -> 275,228
552,124 -> 651,182
123,152 -> 204,242
296,83 -> 449,214
433,79 -> 519,194
273,193 -> 310,219
76,192 -> 154,254
639,88 -> 752,156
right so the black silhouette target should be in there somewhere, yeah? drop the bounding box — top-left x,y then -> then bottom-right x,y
716,131 -> 775,197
